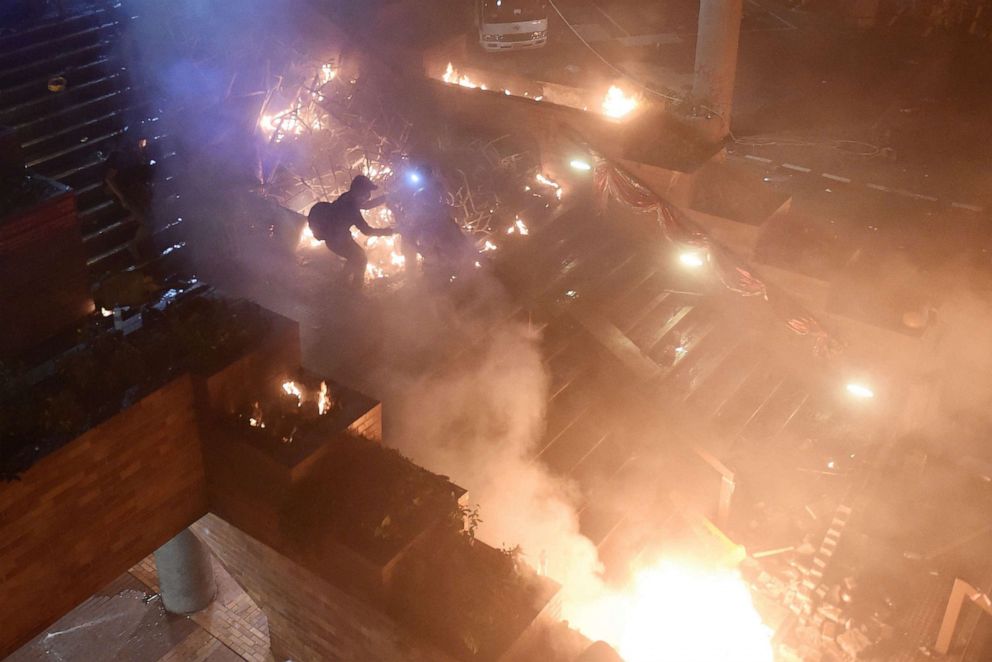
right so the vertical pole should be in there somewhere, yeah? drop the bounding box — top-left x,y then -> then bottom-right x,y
719,473 -> 736,528
692,0 -> 745,143
154,528 -> 217,614
936,578 -> 978,655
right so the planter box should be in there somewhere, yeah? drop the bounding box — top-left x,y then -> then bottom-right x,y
201,369 -> 463,606
1,178 -> 92,357
191,304 -> 302,417
0,374 -> 207,657
205,419 -> 464,605
390,537 -> 562,662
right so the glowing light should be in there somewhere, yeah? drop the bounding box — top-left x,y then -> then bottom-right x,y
846,382 -> 875,399
535,173 -> 563,201
601,85 -> 639,119
482,240 -> 498,252
100,307 -> 113,317
282,381 -> 303,406
317,381 -> 331,416
299,224 -> 323,249
408,171 -> 421,184
248,402 -> 265,428
570,159 -> 592,171
569,560 -> 773,662
260,107 -> 306,140
679,251 -> 706,268
320,63 -> 336,83
442,62 -> 483,89
507,217 -> 529,235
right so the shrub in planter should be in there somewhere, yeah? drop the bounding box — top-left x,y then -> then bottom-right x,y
280,432 -> 457,563
390,517 -> 544,661
0,293 -> 276,478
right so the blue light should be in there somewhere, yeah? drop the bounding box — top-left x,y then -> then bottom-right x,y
408,172 -> 422,185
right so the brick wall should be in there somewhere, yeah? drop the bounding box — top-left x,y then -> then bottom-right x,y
0,190 -> 92,356
347,402 -> 383,441
0,375 -> 208,657
194,514 -> 459,662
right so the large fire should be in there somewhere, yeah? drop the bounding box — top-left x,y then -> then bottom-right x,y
442,62 -> 487,90
601,85 -> 639,119
569,559 -> 773,662
259,63 -> 336,142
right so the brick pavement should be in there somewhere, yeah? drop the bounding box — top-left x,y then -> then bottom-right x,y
130,555 -> 275,662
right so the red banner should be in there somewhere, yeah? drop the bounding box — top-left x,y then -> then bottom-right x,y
594,161 -> 840,357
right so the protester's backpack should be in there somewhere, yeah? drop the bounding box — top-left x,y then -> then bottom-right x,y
308,199 -> 343,241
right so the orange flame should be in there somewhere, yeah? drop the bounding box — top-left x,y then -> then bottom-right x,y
601,85 -> 638,119
568,559 -> 772,662
317,381 -> 331,416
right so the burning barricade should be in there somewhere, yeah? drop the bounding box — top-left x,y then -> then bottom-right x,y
436,61 -> 642,122
254,57 -> 565,288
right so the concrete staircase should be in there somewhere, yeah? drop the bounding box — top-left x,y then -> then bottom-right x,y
0,3 -> 183,281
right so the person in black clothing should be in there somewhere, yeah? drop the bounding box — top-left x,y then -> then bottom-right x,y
308,175 -> 395,289
105,133 -> 155,260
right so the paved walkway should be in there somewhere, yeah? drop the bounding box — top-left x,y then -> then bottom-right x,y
6,545 -> 274,662
129,555 -> 275,662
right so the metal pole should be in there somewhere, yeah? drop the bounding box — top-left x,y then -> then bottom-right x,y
692,0 -> 744,143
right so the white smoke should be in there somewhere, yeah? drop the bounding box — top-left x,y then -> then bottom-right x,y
376,290 -> 606,608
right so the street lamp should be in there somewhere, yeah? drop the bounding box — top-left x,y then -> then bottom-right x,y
679,251 -> 706,268
569,158 -> 592,172
845,382 -> 874,399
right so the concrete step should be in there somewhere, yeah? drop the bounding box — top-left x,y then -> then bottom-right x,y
1,55 -> 117,108
0,8 -> 110,56
87,218 -> 189,280
0,20 -> 119,74
84,215 -> 138,257
27,125 -> 125,175
15,88 -> 133,142
79,198 -> 125,234
0,72 -> 125,125
0,40 -> 105,89
74,179 -> 112,210
29,114 -> 161,177
21,106 -> 138,164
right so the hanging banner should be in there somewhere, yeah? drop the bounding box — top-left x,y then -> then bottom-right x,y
594,161 -> 841,357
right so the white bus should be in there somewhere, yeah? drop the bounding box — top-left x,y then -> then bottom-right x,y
477,0 -> 548,51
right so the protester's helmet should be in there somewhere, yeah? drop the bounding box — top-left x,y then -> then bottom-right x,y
350,175 -> 378,194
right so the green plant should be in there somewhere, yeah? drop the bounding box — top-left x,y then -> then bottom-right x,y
460,503 -> 483,541
391,516 -> 540,661
280,432 -> 456,562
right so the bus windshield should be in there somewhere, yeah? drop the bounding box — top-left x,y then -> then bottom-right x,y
482,0 -> 547,23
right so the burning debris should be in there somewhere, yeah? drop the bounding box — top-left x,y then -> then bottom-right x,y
254,59 -> 567,288
442,62 -> 488,90
257,62 -> 338,144
239,377 -> 337,444
570,558 -> 773,662
436,62 -> 641,121
601,85 -> 639,120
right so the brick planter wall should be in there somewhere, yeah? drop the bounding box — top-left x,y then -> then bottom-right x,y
202,401 -> 447,607
0,188 -> 92,356
0,375 -> 208,657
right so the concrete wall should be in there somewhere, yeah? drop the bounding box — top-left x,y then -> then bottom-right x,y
0,375 -> 208,656
194,514 -> 458,662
